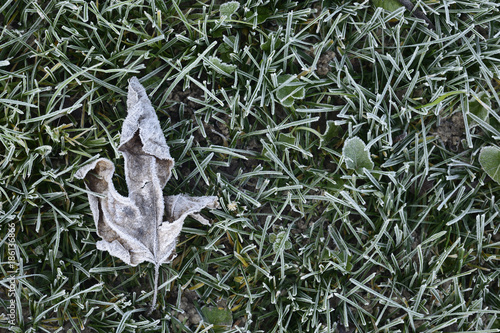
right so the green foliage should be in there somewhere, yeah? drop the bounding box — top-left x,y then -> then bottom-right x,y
275,74 -> 306,107
205,56 -> 237,76
219,1 -> 240,18
371,0 -> 403,12
201,306 -> 233,327
269,231 -> 293,252
479,146 -> 500,184
342,136 -> 374,172
1,0 -> 500,332
468,92 -> 490,125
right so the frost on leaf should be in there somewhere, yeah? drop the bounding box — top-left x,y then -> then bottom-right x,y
479,146 -> 500,185
275,74 -> 305,107
76,77 -> 219,310
219,1 -> 240,18
342,136 -> 374,172
371,0 -> 402,12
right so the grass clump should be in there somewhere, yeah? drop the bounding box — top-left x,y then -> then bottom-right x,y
1,0 -> 500,332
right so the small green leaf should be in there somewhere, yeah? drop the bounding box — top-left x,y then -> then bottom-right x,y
276,75 -> 305,107
321,121 -> 339,142
218,36 -> 237,62
220,1 -> 240,18
206,56 -> 237,75
468,92 -> 490,125
372,0 -> 403,12
342,136 -> 374,172
345,254 -> 353,272
271,231 -> 292,252
245,6 -> 273,24
280,96 -> 295,107
278,133 -> 295,145
201,306 -> 233,327
269,233 -> 277,243
479,146 -> 500,184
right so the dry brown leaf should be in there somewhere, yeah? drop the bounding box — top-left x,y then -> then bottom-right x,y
76,77 -> 219,310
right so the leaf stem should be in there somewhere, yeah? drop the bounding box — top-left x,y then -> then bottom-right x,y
149,264 -> 160,314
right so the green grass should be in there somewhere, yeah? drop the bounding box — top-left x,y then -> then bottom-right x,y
1,0 -> 500,332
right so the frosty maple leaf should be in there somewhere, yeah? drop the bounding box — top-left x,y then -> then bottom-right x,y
76,77 -> 219,310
